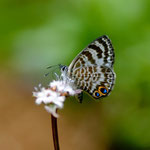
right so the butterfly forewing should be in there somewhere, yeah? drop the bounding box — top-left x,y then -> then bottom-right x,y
68,35 -> 114,75
67,35 -> 115,100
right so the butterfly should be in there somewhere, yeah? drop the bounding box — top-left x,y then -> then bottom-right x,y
60,35 -> 116,103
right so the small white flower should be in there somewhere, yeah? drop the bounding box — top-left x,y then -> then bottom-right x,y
33,79 -> 82,118
45,105 -> 60,118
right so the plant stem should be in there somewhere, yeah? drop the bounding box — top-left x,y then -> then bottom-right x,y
51,115 -> 60,150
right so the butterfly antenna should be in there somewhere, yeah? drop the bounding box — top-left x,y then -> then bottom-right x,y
44,64 -> 61,77
46,64 -> 60,69
58,64 -> 64,69
54,72 -> 60,80
44,72 -> 50,77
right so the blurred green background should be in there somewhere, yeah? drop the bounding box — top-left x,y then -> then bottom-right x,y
0,0 -> 150,150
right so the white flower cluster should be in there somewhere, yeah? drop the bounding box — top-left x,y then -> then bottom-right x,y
33,80 -> 82,118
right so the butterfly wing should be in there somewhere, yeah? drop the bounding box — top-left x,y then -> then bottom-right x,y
72,66 -> 115,100
68,35 -> 114,75
67,35 -> 115,100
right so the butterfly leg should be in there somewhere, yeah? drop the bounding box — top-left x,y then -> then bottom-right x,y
76,92 -> 83,103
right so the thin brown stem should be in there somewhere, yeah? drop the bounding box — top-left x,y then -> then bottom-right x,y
51,115 -> 60,150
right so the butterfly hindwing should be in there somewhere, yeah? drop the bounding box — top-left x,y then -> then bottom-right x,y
70,66 -> 115,99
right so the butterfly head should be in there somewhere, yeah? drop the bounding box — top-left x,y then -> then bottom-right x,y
93,86 -> 109,99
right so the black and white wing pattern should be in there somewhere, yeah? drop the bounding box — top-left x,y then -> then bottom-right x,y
67,35 -> 116,102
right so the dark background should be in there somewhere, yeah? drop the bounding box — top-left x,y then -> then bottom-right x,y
0,0 -> 150,150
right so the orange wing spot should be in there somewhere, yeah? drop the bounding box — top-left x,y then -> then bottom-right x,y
93,90 -> 101,99
98,86 -> 108,95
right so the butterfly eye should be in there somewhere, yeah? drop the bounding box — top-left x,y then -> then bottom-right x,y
93,91 -> 101,98
98,86 -> 108,95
